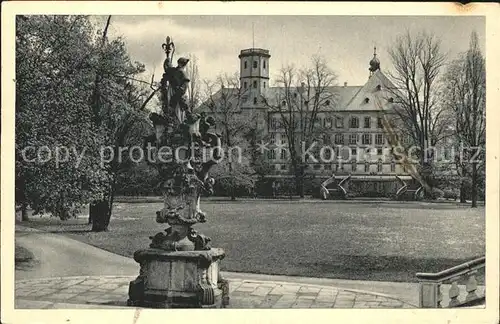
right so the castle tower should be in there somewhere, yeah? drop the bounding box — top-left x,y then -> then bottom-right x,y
239,48 -> 271,105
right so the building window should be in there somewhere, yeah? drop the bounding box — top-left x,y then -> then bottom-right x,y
253,61 -> 258,68
313,164 -> 321,170
351,147 -> 357,158
263,60 -> 266,69
377,148 -> 383,155
364,117 -> 371,128
402,134 -> 411,145
244,81 -> 247,89
350,117 -> 359,128
253,97 -> 257,105
377,160 -> 383,172
280,164 -> 287,170
323,148 -> 332,160
388,97 -> 394,103
351,161 -> 357,172
375,134 -> 384,145
324,164 -> 331,170
391,161 -> 396,172
324,117 -> 332,128
364,162 -> 370,172
244,61 -> 247,69
323,134 -> 330,144
325,100 -> 331,106
376,85 -> 382,91
364,98 -> 370,103
377,117 -> 383,128
280,146 -> 288,160
267,149 -> 276,160
335,116 -> 344,128
253,80 -> 257,88
263,82 -> 266,88
334,134 -> 344,145
270,118 -> 280,130
349,134 -> 357,145
362,134 -> 372,145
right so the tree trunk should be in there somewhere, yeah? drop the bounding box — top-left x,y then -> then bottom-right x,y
21,203 -> 29,221
471,163 -> 478,208
90,199 -> 111,232
459,181 -> 467,203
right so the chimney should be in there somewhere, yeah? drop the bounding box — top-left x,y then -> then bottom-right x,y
344,82 -> 348,87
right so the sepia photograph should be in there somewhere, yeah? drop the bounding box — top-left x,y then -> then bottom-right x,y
1,2 -> 499,324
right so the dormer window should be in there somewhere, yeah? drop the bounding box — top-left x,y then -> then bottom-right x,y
364,98 -> 370,103
388,97 -> 394,103
325,100 -> 331,106
376,85 -> 382,91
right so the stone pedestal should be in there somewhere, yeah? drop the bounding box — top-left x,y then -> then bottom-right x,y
127,248 -> 229,308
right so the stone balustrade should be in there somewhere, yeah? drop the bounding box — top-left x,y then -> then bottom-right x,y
416,256 -> 485,308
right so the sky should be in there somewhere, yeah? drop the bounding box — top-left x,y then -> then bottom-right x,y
95,15 -> 485,87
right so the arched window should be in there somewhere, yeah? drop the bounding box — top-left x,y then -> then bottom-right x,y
244,61 -> 248,69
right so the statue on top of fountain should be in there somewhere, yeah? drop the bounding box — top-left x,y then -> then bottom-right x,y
144,36 -> 222,252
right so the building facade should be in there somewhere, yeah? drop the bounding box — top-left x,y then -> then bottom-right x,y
200,47 -> 423,196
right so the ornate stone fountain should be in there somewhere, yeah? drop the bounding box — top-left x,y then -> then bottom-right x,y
127,36 -> 229,308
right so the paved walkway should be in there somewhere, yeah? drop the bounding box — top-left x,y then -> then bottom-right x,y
15,275 -> 414,309
15,225 -> 421,308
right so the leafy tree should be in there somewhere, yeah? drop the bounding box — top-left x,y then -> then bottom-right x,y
15,15 -> 153,230
15,15 -> 109,221
87,17 -> 153,231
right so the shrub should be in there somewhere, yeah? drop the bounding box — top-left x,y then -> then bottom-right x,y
429,188 -> 444,200
443,188 -> 459,200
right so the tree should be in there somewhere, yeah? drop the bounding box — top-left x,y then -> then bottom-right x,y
15,15 -> 109,221
15,15 -> 153,229
385,30 -> 448,195
263,56 -> 338,197
87,17 -> 153,231
201,73 -> 257,200
185,54 -> 201,111
442,31 -> 486,207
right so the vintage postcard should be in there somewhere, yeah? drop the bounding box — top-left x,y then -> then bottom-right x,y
1,1 -> 499,324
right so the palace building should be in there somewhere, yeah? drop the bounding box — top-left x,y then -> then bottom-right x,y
199,47 -> 423,197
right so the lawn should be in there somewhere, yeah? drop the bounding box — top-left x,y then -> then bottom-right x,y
19,199 -> 485,283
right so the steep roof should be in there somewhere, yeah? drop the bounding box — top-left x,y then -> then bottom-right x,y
197,70 -> 397,113
343,70 -> 396,111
